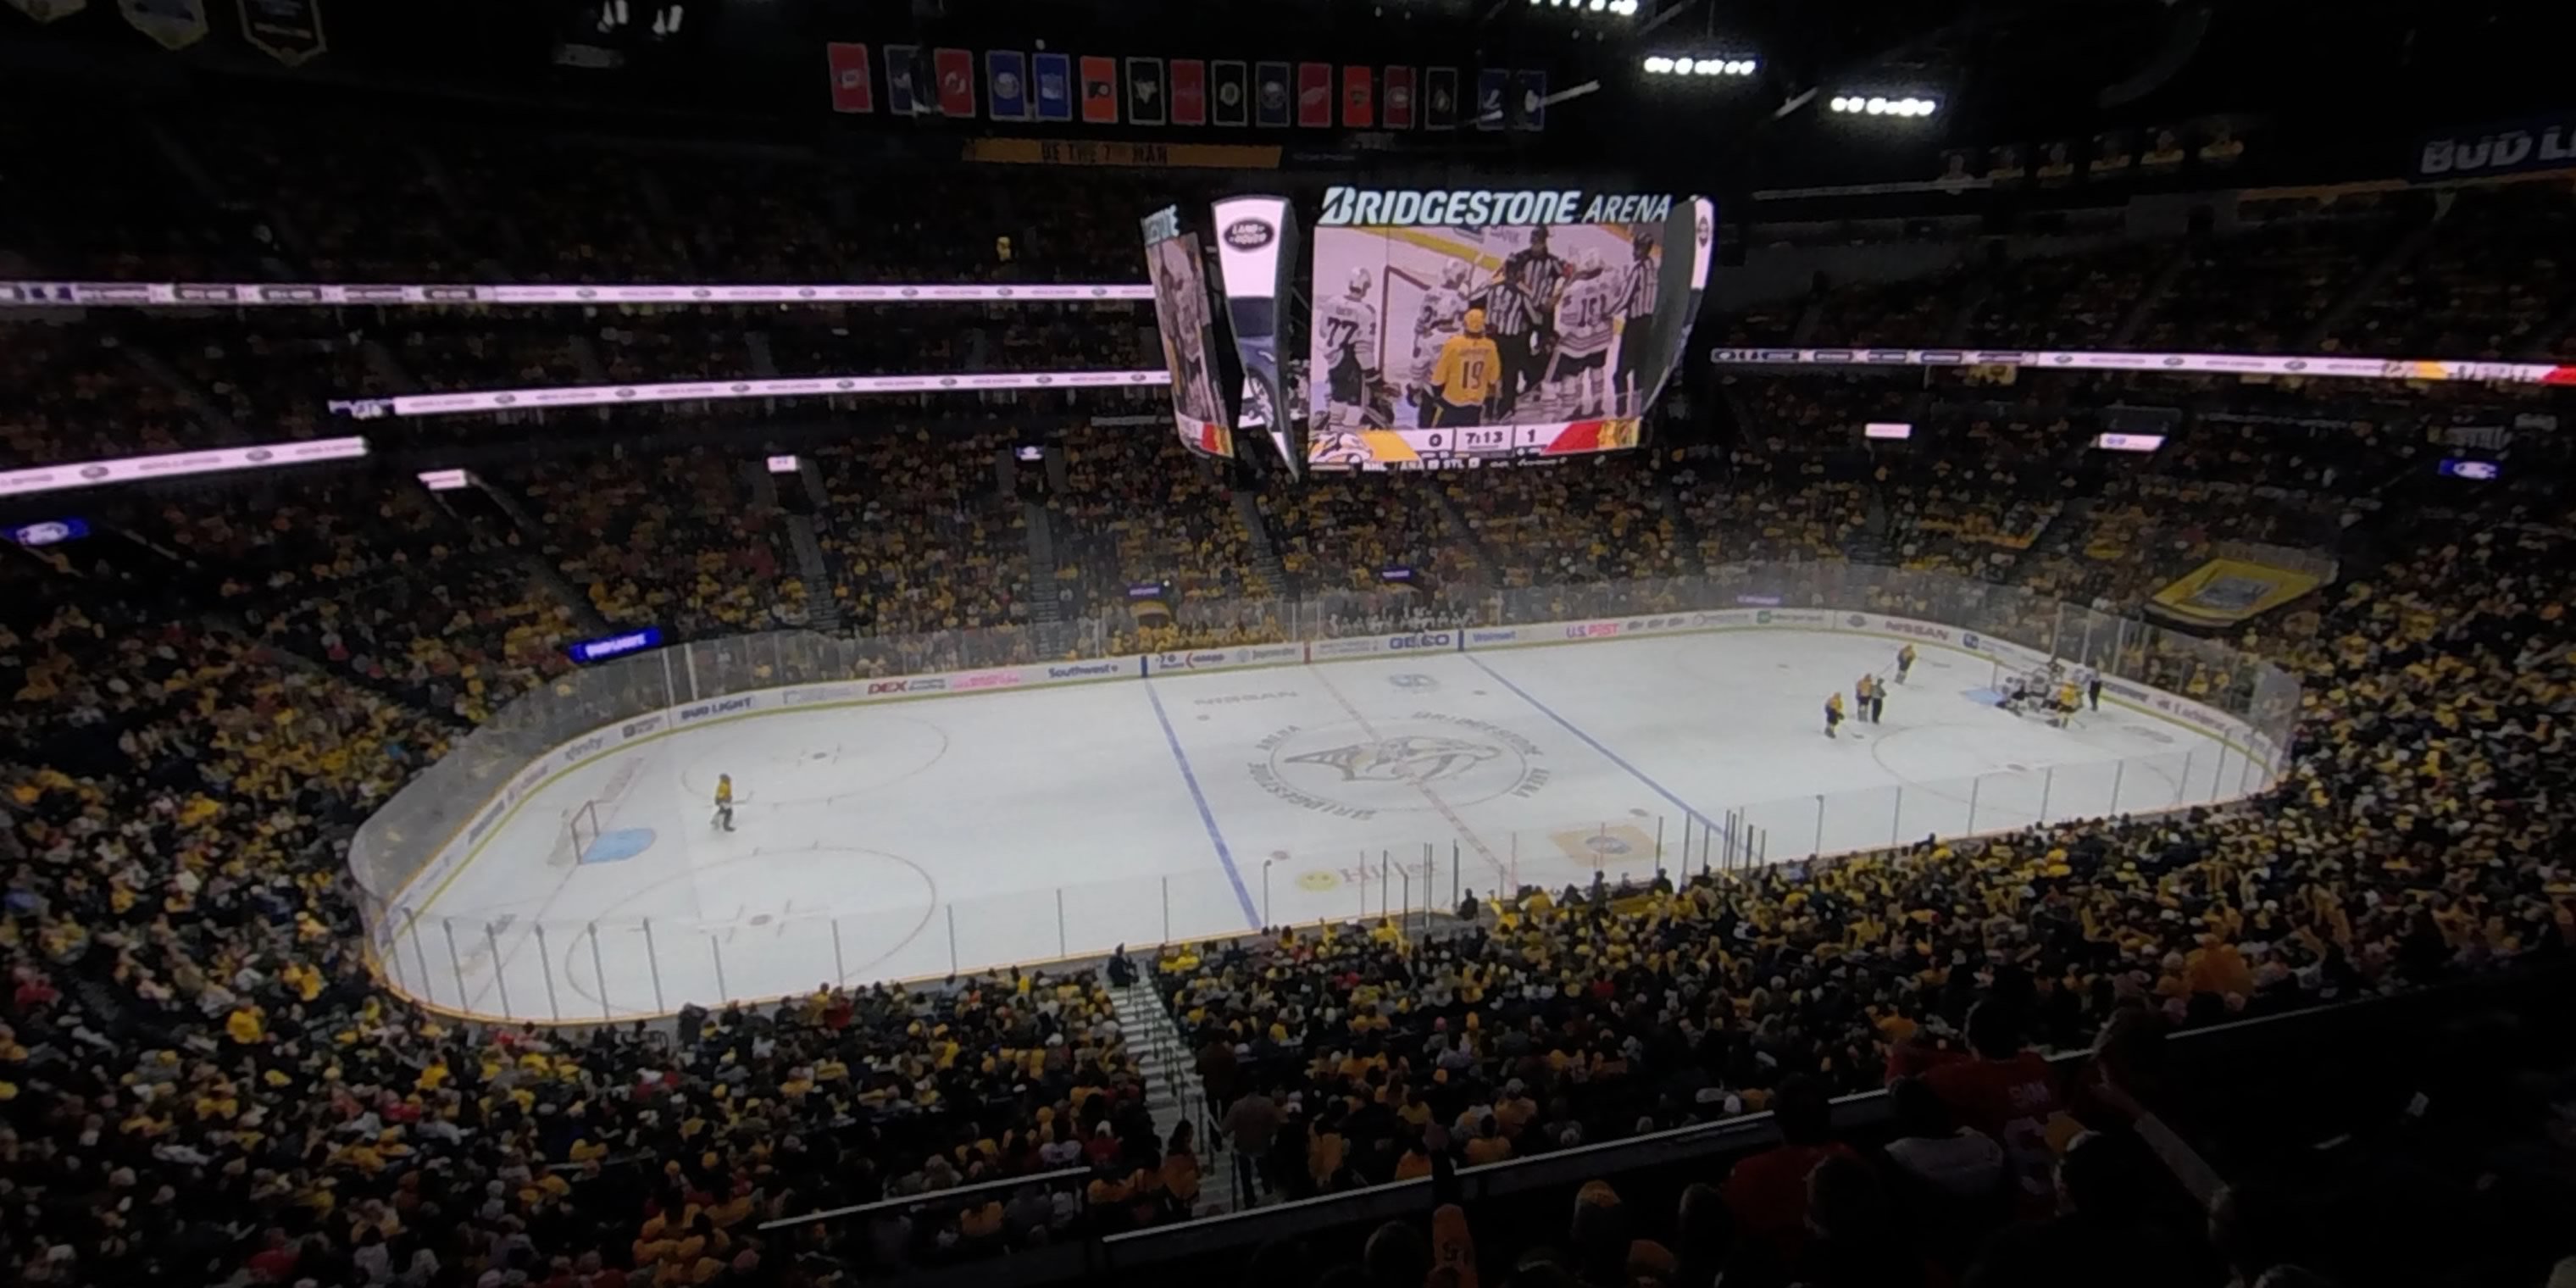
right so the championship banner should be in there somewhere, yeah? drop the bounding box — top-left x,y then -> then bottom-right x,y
1254,62 -> 1291,128
119,0 -> 208,50
1081,56 -> 1119,122
1341,65 -> 1373,128
1424,68 -> 1458,130
1296,62 -> 1332,127
1142,206 -> 1235,460
826,42 -> 874,114
934,47 -> 976,117
1127,57 -> 1166,125
1383,66 -> 1416,129
1209,194 -> 1302,476
1034,51 -> 1073,121
986,50 -> 1028,120
1474,69 -> 1507,130
238,0 -> 323,66
962,139 -> 1281,169
1172,58 -> 1207,125
884,44 -> 921,116
1215,61 -> 1251,127
1306,186 -> 1694,469
3,1 -> 91,22
2412,111 -> 2576,181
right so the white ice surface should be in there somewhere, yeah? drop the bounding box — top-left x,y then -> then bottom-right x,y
386,630 -> 2246,1020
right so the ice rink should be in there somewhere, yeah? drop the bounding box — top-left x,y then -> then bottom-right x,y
387,630 -> 2252,1020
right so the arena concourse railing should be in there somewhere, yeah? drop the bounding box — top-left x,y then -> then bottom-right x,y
347,563 -> 2301,1023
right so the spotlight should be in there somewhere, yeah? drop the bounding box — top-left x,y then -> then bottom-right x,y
1865,96 -> 1888,114
1643,56 -> 1674,73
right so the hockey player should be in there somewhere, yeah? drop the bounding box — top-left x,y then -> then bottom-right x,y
1896,643 -> 1918,684
712,773 -> 736,832
1824,691 -> 1846,739
1428,307 -> 1503,428
1854,673 -> 1875,725
1549,248 -> 1622,415
1317,267 -> 1383,436
1406,259 -> 1474,426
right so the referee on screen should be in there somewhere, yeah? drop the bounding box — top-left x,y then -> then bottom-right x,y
1613,232 -> 1658,417
1483,226 -> 1564,419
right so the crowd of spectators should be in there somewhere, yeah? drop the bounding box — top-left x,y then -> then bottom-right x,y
7,98 -> 2576,1288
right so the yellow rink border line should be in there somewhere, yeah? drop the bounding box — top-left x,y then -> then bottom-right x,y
375,624 -> 2279,1020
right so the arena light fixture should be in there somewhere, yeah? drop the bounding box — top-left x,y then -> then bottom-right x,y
1829,93 -> 1939,117
1642,54 -> 1759,77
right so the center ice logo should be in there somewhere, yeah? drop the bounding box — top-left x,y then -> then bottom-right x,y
1252,716 -> 1549,819
1289,736 -> 1496,785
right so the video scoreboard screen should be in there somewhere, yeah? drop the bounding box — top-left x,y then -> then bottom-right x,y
1303,186 -> 1712,470
1141,207 -> 1234,460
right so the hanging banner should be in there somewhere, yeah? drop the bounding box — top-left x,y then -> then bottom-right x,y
1509,69 -> 1547,130
825,42 -> 874,114
1171,58 -> 1207,125
119,0 -> 207,49
1209,194 -> 1303,478
1341,65 -> 1373,128
986,50 -> 1029,120
1081,55 -> 1119,122
1214,60 -> 1251,127
1475,68 -> 1507,130
1255,62 -> 1291,128
884,44 -> 921,116
1383,66 -> 1416,129
1033,51 -> 1073,122
1127,57 -> 1166,125
1142,206 -> 1234,460
1425,67 -> 1458,130
237,0 -> 324,66
1296,62 -> 1332,127
934,47 -> 975,117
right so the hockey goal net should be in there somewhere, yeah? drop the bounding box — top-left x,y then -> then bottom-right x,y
564,800 -> 604,868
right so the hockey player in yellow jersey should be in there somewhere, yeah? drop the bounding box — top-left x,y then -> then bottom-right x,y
1824,691 -> 1846,738
1896,643 -> 1918,683
713,772 -> 736,832
1428,307 -> 1503,428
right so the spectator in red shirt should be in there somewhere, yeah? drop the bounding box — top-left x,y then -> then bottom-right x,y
1720,1075 -> 1858,1267
1925,1001 -> 2065,1215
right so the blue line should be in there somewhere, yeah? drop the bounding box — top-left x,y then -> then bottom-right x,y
1141,680 -> 1263,930
1466,653 -> 1722,836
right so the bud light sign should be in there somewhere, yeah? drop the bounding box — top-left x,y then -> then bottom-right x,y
568,626 -> 665,664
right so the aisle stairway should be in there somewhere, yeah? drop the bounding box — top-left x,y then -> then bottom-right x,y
1023,502 -> 1073,658
1230,490 -> 1291,597
1108,980 -> 1234,1213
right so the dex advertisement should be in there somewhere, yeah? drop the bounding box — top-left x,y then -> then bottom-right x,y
1303,186 -> 1710,469
1141,207 -> 1233,460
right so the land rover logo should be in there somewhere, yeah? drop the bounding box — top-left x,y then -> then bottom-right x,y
81,464 -> 110,480
902,287 -> 919,297
616,388 -> 636,398
2162,356 -> 2185,366
836,380 -> 857,390
577,288 -> 597,298
495,394 -> 518,405
692,287 -> 711,298
1224,219 -> 1276,251
730,384 -> 750,393
1251,715 -> 1546,819
246,448 -> 273,462
940,376 -> 958,386
1035,375 -> 1055,386
798,287 -> 817,297
996,287 -> 1015,297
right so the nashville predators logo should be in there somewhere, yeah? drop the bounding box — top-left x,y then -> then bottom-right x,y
1285,736 -> 1498,785
1252,718 -> 1548,819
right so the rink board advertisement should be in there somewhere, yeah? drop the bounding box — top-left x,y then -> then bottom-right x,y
1140,207 -> 1235,459
1304,186 -> 1713,470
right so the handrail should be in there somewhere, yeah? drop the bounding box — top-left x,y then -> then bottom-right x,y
756,1165 -> 1093,1231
